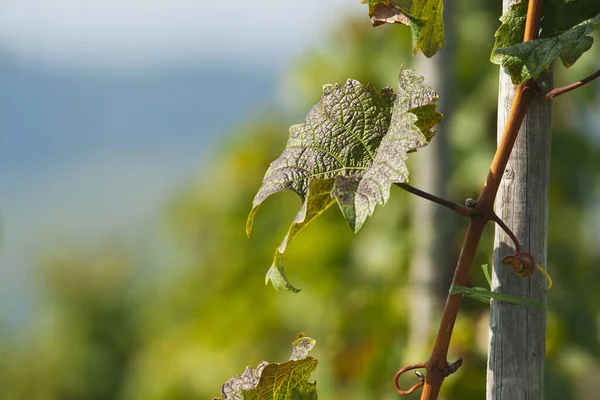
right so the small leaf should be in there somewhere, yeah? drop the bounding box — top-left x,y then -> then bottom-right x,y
491,0 -> 600,84
495,14 -> 600,83
361,0 -> 445,58
248,70 -> 441,291
365,2 -> 411,27
216,363 -> 268,400
217,333 -> 318,400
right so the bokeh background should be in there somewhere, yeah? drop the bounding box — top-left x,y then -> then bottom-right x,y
1,1 -> 600,399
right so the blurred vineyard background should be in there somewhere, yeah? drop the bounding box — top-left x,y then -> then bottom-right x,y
1,1 -> 600,399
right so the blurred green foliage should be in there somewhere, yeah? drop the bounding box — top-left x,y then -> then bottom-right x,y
2,2 -> 600,399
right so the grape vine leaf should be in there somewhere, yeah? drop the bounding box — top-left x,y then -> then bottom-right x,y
247,70 -> 441,292
215,333 -> 318,400
496,15 -> 600,83
491,0 -> 600,84
360,1 -> 444,58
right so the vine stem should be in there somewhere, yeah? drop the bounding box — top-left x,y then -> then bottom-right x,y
489,211 -> 521,252
543,68 -> 600,100
416,0 -> 543,398
394,182 -> 472,216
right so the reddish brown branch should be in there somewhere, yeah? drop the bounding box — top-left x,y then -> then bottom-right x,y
406,1 -> 545,398
522,0 -> 543,42
416,83 -> 535,399
543,68 -> 600,100
395,182 -> 473,217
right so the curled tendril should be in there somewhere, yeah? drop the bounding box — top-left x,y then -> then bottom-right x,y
501,252 -> 552,289
535,263 -> 552,289
394,358 -> 463,395
501,252 -> 535,276
394,362 -> 426,395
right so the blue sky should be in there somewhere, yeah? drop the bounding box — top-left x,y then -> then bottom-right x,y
0,1 -> 364,328
0,1 -> 363,72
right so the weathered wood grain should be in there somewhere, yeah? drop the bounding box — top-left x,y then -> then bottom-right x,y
486,2 -> 554,397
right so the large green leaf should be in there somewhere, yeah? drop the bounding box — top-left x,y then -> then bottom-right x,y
216,333 -> 318,400
247,70 -> 441,291
361,1 -> 444,58
491,0 -> 600,83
